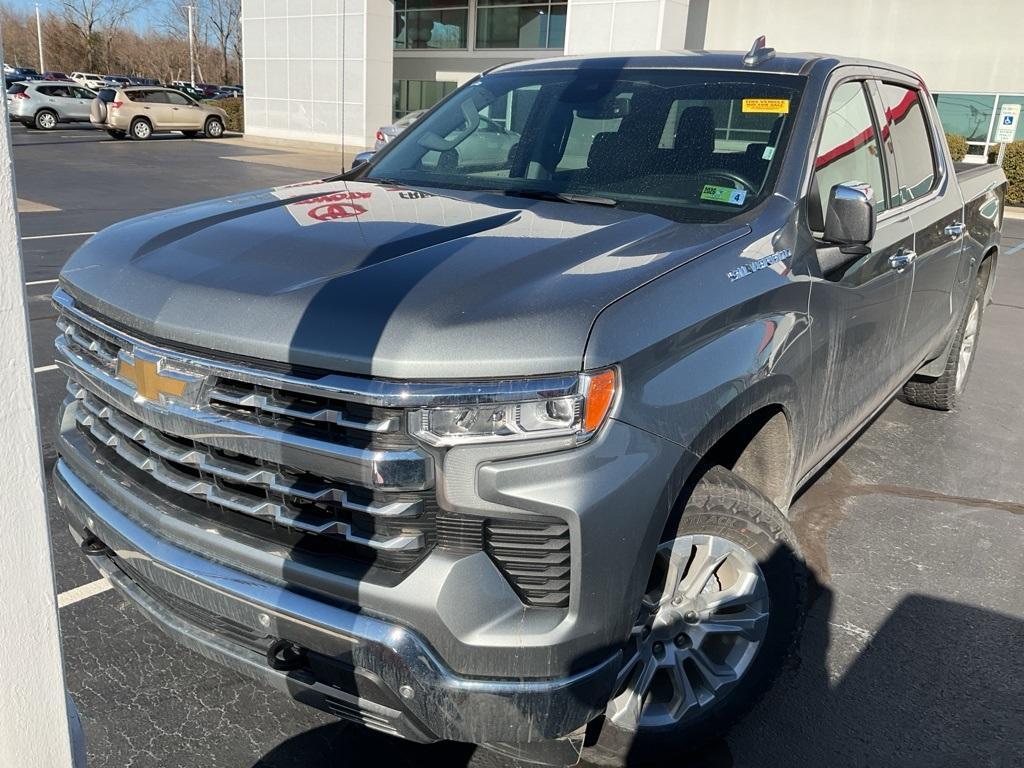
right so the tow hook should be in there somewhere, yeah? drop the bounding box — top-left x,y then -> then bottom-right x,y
80,534 -> 112,557
267,639 -> 306,671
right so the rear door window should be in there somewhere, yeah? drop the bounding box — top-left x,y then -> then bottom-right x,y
813,81 -> 888,215
876,83 -> 937,205
165,91 -> 191,106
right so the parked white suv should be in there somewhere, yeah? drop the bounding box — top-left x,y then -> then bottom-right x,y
71,72 -> 105,90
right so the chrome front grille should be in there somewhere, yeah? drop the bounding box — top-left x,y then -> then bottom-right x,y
53,288 -> 436,570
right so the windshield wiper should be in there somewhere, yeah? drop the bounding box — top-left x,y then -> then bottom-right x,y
496,189 -> 619,207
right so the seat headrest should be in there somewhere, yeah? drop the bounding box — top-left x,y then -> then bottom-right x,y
674,106 -> 715,158
587,132 -> 622,169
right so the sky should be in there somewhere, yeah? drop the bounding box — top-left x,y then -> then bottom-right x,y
5,1 -> 164,31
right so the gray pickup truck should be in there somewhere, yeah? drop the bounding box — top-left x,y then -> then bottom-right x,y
53,42 -> 1005,765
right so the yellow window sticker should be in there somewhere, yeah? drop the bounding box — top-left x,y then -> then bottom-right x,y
742,98 -> 790,114
700,184 -> 747,206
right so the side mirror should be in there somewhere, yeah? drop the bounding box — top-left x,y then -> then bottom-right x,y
824,182 -> 875,255
350,150 -> 375,171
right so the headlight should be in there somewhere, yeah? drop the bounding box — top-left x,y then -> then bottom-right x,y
410,368 -> 617,447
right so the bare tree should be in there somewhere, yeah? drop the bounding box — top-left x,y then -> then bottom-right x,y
206,0 -> 239,84
59,0 -> 142,70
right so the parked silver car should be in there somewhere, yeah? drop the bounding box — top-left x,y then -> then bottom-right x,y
7,81 -> 96,129
374,109 -> 427,149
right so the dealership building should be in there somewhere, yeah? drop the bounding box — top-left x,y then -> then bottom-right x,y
241,0 -> 1024,160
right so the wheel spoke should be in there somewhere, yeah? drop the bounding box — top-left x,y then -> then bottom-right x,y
613,646 -> 643,691
668,650 -> 700,720
687,647 -> 738,693
693,610 -> 770,642
655,539 -> 693,605
680,537 -> 732,598
699,569 -> 765,612
611,657 -> 658,727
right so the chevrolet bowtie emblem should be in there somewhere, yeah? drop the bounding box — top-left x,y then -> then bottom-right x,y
116,351 -> 202,403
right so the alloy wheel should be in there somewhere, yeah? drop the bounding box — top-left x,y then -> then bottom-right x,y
955,298 -> 981,393
608,534 -> 770,731
38,111 -> 56,129
133,121 -> 151,139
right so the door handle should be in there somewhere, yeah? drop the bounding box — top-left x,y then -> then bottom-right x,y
889,250 -> 917,271
944,222 -> 966,238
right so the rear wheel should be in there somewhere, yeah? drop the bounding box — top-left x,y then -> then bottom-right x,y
35,109 -> 58,130
903,272 -> 986,411
590,467 -> 805,763
106,129 -> 126,140
204,117 -> 224,138
129,118 -> 151,141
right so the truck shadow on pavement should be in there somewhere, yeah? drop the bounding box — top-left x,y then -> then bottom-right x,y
251,556 -> 1022,768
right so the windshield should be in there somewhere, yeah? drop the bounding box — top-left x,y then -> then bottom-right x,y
364,67 -> 804,223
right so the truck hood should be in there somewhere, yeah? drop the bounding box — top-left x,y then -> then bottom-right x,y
60,179 -> 748,378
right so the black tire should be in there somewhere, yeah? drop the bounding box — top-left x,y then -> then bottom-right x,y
106,129 -> 126,140
34,109 -> 58,130
902,272 -> 986,411
182,130 -> 199,138
204,117 -> 224,138
589,466 -> 806,763
129,118 -> 152,141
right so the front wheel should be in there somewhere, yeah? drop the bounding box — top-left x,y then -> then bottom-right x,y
204,117 -> 224,138
590,467 -> 805,762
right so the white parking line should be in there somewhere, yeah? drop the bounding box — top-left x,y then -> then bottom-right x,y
26,278 -> 59,286
57,578 -> 112,609
21,231 -> 96,241
33,364 -> 59,373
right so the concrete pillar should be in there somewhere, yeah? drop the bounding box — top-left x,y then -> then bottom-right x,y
240,0 -> 394,154
0,38 -> 81,768
564,0 -> 709,55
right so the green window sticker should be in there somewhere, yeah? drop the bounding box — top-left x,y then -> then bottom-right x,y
700,184 -> 747,206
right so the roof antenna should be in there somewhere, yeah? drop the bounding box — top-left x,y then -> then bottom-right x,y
743,35 -> 776,67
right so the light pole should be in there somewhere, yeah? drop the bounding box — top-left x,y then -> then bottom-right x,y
35,3 -> 45,73
184,4 -> 196,87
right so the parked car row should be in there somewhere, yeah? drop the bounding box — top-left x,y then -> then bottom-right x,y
5,78 -> 229,140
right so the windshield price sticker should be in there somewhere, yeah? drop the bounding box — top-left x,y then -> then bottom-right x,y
742,98 -> 790,114
701,184 -> 748,206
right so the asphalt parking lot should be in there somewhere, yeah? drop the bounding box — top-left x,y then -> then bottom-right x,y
14,122 -> 1024,768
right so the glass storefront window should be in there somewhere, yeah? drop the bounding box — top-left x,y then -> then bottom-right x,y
394,1 -> 469,49
476,0 -> 567,49
932,92 -> 1024,159
393,79 -> 458,119
932,93 -> 995,142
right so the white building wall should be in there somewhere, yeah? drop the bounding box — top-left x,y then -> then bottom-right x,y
564,0 -> 706,55
241,0 -> 393,151
699,0 -> 1024,93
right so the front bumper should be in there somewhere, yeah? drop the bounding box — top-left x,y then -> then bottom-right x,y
54,458 -> 621,744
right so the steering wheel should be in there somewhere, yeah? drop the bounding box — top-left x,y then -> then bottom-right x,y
700,168 -> 758,193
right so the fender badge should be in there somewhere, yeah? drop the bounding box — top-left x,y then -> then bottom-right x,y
728,249 -> 791,282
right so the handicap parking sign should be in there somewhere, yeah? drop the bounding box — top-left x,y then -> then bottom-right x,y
995,104 -> 1021,143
